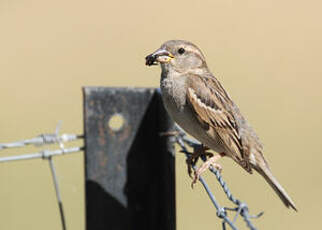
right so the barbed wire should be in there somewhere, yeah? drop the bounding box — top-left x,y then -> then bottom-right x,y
0,121 -> 263,230
0,122 -> 84,230
172,125 -> 263,230
0,122 -> 83,151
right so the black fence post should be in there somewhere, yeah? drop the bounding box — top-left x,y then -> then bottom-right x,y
83,87 -> 176,230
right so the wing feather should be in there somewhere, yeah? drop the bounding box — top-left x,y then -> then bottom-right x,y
186,75 -> 252,172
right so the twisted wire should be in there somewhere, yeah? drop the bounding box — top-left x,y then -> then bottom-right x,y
0,123 -> 84,230
174,126 -> 262,230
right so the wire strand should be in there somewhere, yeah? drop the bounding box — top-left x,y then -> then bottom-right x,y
174,125 -> 262,230
0,123 -> 84,230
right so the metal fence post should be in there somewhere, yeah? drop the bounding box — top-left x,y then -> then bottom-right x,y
83,87 -> 176,230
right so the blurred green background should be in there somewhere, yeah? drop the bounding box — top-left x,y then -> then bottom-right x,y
1,0 -> 321,229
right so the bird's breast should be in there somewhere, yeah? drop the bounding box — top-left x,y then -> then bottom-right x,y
160,76 -> 187,111
160,74 -> 193,131
160,74 -> 224,153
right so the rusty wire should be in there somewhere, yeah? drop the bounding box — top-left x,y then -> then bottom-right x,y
0,122 -> 84,230
173,125 -> 263,230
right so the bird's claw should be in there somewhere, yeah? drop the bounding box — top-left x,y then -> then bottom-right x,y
191,156 -> 223,188
185,144 -> 212,178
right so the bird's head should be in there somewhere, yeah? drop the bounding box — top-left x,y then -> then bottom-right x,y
145,40 -> 208,73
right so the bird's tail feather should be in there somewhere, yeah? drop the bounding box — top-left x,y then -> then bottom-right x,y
254,165 -> 297,211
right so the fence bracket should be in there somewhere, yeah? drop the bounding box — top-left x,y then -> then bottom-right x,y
83,87 -> 176,230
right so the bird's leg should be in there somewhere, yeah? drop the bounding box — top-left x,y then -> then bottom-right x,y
186,144 -> 212,178
159,130 -> 180,137
191,152 -> 225,187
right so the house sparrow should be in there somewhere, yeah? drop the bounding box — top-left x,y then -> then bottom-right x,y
145,40 -> 297,211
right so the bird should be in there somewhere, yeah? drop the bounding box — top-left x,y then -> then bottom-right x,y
145,40 -> 297,211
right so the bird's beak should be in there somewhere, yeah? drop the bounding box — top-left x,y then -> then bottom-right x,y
145,48 -> 174,66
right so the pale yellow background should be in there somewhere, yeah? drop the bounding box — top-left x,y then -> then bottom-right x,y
0,0 -> 321,229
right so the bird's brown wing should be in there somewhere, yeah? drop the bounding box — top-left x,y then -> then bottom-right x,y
186,74 -> 253,173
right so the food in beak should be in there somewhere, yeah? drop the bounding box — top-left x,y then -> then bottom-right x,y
145,53 -> 157,66
145,49 -> 173,66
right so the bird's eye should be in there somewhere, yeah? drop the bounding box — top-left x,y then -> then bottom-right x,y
178,48 -> 185,54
